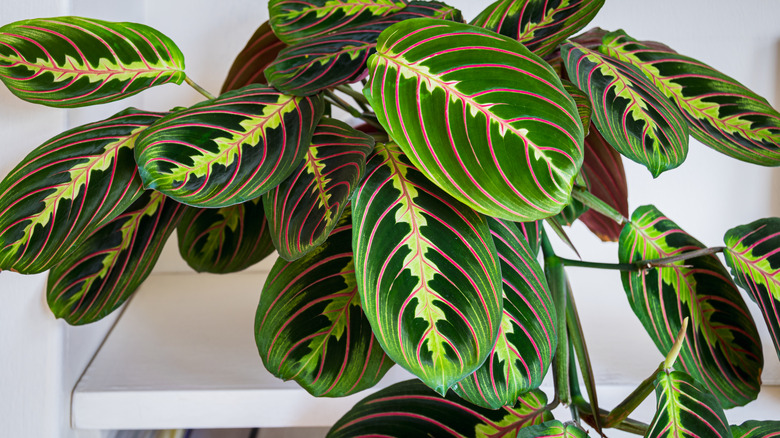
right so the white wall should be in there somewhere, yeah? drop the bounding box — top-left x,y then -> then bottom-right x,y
0,1 -> 778,436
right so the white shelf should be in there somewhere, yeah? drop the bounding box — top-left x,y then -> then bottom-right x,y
72,270 -> 780,431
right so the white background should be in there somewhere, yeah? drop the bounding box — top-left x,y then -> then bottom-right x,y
0,0 -> 779,436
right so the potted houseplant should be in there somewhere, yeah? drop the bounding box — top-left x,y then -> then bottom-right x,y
0,0 -> 778,436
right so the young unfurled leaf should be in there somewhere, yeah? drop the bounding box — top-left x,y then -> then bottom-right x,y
0,17 -> 185,107
177,198 -> 274,273
515,420 -> 592,438
646,370 -> 733,438
256,209 -> 393,397
352,143 -> 503,394
601,30 -> 780,166
454,218 -> 556,409
0,108 -> 164,274
562,41 -> 689,177
47,191 -> 184,325
269,0 -> 408,45
266,1 -> 462,96
264,118 -> 374,261
221,21 -> 286,93
328,380 -> 551,438
723,218 -> 780,360
366,18 -> 584,222
731,421 -> 780,438
619,205 -> 763,408
471,0 -> 605,57
135,84 -> 324,208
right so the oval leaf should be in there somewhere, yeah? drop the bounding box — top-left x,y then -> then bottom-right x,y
516,420 -> 592,438
0,108 -> 164,274
0,17 -> 185,107
366,18 -> 584,222
646,370 -> 733,438
264,118 -> 374,261
578,125 -> 628,242
618,205 -> 763,408
47,191 -> 184,325
352,142 -> 503,394
177,197 -> 274,273
471,0 -> 605,57
454,218 -> 556,409
328,379 -> 552,438
269,0 -> 408,45
266,1 -> 462,96
723,218 -> 780,360
221,21 -> 286,93
601,30 -> 780,166
135,84 -> 324,207
256,209 -> 393,397
561,40 -> 689,177
731,421 -> 780,438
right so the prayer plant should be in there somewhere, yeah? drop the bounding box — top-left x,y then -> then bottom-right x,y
1,0 -> 779,436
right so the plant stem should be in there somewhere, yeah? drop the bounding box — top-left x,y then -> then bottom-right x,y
571,186 -> 628,225
184,75 -> 216,100
567,285 -> 602,435
558,247 -> 726,272
558,257 -> 636,271
664,317 -> 690,369
603,364 -> 661,428
336,85 -> 370,106
542,234 -> 571,406
324,90 -> 383,131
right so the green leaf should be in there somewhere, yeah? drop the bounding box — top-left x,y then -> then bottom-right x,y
177,197 -> 274,273
256,208 -> 393,397
561,40 -> 689,177
516,420 -> 592,438
266,1 -> 462,96
352,142 -> 503,394
269,0 -> 408,45
516,220 -> 542,256
221,21 -> 286,93
562,80 -> 592,133
471,0 -> 605,57
723,218 -> 780,360
601,30 -> 780,166
47,191 -> 184,325
454,218 -> 556,409
731,421 -> 780,437
0,108 -> 164,274
366,18 -> 584,222
0,17 -> 185,107
618,205 -> 763,408
135,84 -> 324,208
646,370 -> 733,438
328,380 -> 552,438
264,118 -> 374,261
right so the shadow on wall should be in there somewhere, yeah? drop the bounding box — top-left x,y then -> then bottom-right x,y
772,39 -> 780,217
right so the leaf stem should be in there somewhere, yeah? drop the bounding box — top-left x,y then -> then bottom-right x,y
336,85 -> 371,107
542,234 -> 571,405
567,285 -> 602,435
324,90 -> 383,131
184,75 -> 216,100
558,247 -> 726,272
558,257 -> 636,271
571,186 -> 627,225
603,364 -> 661,428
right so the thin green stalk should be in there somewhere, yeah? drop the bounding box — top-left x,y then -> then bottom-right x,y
603,364 -> 661,428
558,257 -> 636,271
542,234 -> 570,406
558,247 -> 726,272
577,401 -> 650,436
567,284 -> 602,435
184,75 -> 216,100
336,85 -> 371,108
324,91 -> 383,131
571,186 -> 627,225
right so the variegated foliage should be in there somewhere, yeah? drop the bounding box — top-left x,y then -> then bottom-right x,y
562,41 -> 689,177
256,209 -> 393,397
221,21 -> 286,93
0,108 -> 163,274
135,84 -> 324,207
515,420 -> 592,438
731,421 -> 780,438
619,205 -> 763,408
646,370 -> 733,438
601,30 -> 780,166
723,218 -> 780,360
0,17 -> 184,107
516,220 -> 543,256
269,0 -> 408,44
266,1 -> 462,96
328,380 -> 551,438
352,142 -> 503,394
471,0 -> 605,57
264,118 -> 374,261
578,125 -> 628,242
177,198 -> 274,273
47,191 -> 183,325
366,18 -> 584,222
454,218 -> 556,409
